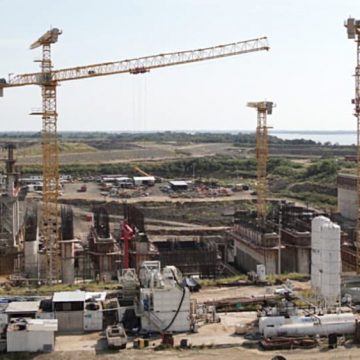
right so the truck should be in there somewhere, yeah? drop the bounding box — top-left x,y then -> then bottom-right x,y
106,324 -> 127,349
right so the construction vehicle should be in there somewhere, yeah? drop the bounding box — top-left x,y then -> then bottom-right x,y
77,185 -> 87,193
106,323 -> 127,349
0,30 -> 270,283
133,165 -> 161,183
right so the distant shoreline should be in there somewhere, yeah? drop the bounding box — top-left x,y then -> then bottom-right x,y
0,130 -> 356,135
270,130 -> 356,135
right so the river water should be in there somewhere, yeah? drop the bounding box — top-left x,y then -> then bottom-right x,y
270,131 -> 357,146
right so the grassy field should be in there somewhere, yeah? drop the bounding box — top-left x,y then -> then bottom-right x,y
0,131 -> 355,211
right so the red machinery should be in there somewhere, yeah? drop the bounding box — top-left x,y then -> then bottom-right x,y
121,222 -> 134,269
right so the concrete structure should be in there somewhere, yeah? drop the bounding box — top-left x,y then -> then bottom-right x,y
311,216 -> 341,306
280,227 -> 311,274
7,318 -> 57,352
23,210 -> 39,279
227,221 -> 279,274
60,206 -> 76,284
61,240 -> 76,284
0,144 -> 26,275
154,238 -> 218,277
88,207 -> 121,281
226,203 -> 323,275
337,173 -> 357,220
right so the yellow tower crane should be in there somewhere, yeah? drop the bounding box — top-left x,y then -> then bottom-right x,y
345,18 -> 360,274
247,101 -> 274,223
0,29 -> 270,283
28,29 -> 62,281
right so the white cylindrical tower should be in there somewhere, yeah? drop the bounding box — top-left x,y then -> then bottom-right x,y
311,216 -> 341,306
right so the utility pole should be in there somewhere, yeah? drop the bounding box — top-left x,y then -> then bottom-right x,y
278,203 -> 282,274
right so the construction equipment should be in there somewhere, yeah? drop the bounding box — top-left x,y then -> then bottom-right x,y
77,185 -> 87,193
0,30 -> 270,283
121,222 -> 134,269
133,165 -> 161,183
133,166 -> 152,178
247,101 -> 274,223
345,18 -> 360,274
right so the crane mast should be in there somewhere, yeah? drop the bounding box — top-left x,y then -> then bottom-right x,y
0,30 -> 270,283
29,29 -> 62,283
247,101 -> 274,223
345,18 -> 360,274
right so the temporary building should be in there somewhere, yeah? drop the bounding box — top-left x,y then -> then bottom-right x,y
7,318 -> 58,352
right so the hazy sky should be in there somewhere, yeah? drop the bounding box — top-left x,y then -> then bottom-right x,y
0,0 -> 358,131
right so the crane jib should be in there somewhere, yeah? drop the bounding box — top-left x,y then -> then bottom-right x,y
0,37 -> 269,88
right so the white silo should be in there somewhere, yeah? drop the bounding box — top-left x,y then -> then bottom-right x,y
311,216 -> 341,306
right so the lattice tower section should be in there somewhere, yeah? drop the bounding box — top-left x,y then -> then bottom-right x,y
41,44 -> 60,284
256,110 -> 269,223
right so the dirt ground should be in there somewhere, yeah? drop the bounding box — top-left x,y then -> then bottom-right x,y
31,284 -> 323,360
4,283 -> 356,359
17,142 -> 244,166
30,339 -> 360,360
59,181 -> 255,203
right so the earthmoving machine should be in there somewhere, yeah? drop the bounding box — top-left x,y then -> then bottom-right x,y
0,30 -> 270,283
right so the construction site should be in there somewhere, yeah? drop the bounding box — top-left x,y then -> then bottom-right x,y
1,9 -> 360,360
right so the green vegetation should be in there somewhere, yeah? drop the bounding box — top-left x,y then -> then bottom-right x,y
198,275 -> 248,286
0,282 -> 120,296
2,131 -> 356,210
19,154 -> 355,210
16,142 -> 97,157
266,272 -> 310,284
198,272 -> 309,287
270,158 -> 356,209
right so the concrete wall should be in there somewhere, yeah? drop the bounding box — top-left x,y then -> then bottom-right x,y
281,247 -> 297,273
233,236 -> 277,274
230,231 -> 310,275
281,247 -> 310,274
297,248 -> 311,274
338,187 -> 357,220
0,253 -> 17,275
61,241 -> 75,284
24,240 -> 38,279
